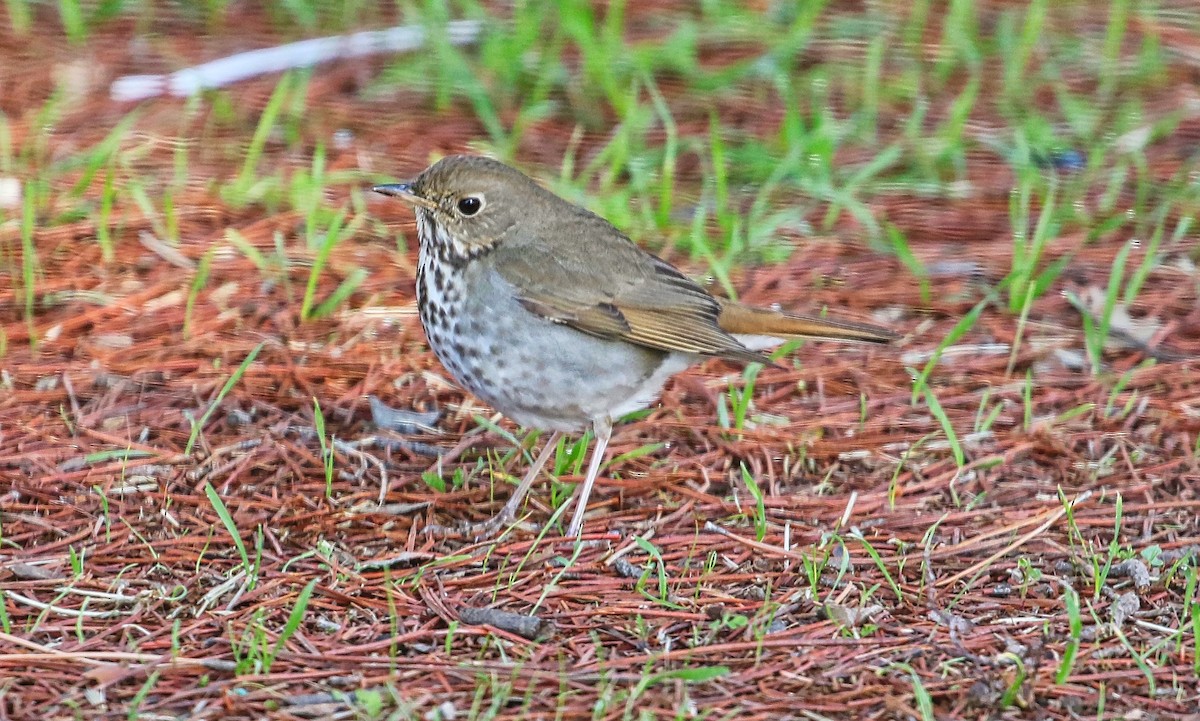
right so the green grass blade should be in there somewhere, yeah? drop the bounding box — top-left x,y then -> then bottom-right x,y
185,341 -> 265,455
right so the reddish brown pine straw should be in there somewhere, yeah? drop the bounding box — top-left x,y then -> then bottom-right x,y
1,4 -> 1199,720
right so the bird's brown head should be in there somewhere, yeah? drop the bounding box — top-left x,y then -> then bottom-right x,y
374,155 -> 544,261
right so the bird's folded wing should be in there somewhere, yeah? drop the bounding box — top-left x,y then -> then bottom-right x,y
492,245 -> 765,363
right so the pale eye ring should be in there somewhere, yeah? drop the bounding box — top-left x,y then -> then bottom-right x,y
456,195 -> 484,216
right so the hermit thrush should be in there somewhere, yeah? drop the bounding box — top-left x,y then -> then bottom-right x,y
374,155 -> 897,538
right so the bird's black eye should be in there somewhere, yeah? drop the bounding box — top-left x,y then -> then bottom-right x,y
456,196 -> 483,216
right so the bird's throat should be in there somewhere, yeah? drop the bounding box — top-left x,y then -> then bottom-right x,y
416,210 -> 496,269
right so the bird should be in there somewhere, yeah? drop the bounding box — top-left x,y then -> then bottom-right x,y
373,155 -> 898,538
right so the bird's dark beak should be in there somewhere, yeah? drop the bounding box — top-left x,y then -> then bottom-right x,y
372,182 -> 437,210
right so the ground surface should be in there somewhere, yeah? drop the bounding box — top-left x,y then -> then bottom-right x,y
1,2 -> 1198,720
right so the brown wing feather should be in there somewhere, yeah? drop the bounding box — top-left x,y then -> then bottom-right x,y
516,296 -> 631,337
616,306 -> 767,363
493,236 -> 765,363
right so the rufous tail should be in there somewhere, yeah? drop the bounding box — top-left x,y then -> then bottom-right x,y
717,300 -> 899,345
